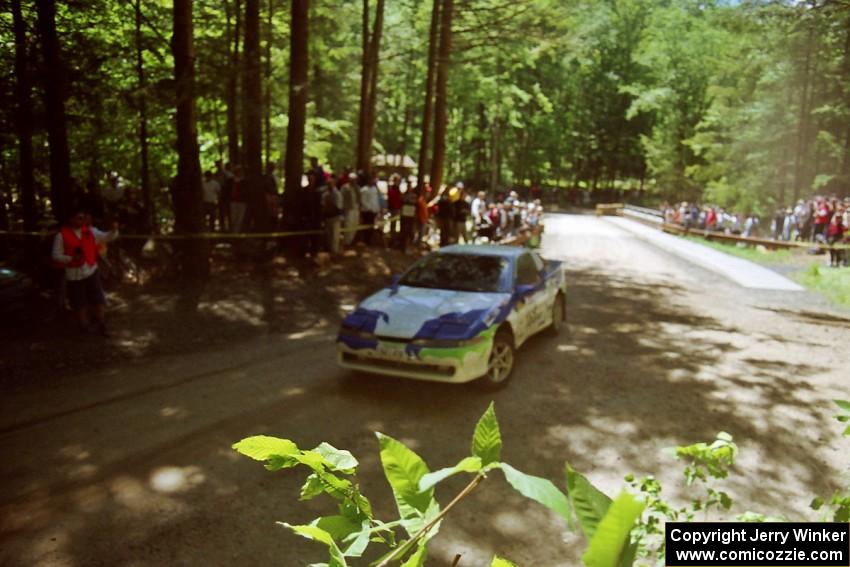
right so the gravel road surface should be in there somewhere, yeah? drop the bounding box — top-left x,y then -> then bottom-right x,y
1,213 -> 848,566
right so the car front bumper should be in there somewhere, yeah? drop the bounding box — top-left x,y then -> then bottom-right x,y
336,330 -> 494,383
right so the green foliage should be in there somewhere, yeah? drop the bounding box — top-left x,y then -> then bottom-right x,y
472,402 -> 502,466
809,400 -> 850,523
499,463 -> 573,527
582,493 -> 644,567
376,433 -> 440,537
798,266 -> 850,309
233,402 -> 583,565
233,401 -> 850,566
566,463 -> 612,539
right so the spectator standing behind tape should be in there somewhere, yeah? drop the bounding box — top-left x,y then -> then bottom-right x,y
400,186 -> 417,251
814,198 -> 831,240
827,213 -> 845,267
359,177 -> 381,246
215,161 -> 233,231
322,178 -> 344,254
387,175 -> 402,242
202,170 -> 221,231
51,204 -> 118,337
436,187 -> 455,247
453,186 -> 470,244
230,165 -> 246,233
341,173 -> 361,246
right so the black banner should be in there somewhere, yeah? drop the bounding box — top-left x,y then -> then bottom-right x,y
666,522 -> 849,566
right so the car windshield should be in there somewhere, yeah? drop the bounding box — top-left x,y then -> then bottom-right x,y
399,253 -> 510,293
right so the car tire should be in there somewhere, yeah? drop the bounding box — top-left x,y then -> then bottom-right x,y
481,329 -> 515,388
547,294 -> 565,335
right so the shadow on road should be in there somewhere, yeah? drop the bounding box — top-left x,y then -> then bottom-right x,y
0,266 -> 843,566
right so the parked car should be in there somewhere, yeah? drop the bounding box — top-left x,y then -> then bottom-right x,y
337,244 -> 566,386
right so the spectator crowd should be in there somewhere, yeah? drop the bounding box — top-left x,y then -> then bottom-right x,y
661,196 -> 849,267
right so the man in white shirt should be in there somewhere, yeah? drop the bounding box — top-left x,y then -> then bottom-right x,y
471,191 -> 486,224
202,170 -> 221,230
359,177 -> 381,245
52,206 -> 119,336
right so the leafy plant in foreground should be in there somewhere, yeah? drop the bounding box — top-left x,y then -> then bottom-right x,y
233,399 -> 850,566
233,402 -> 643,566
810,400 -> 850,523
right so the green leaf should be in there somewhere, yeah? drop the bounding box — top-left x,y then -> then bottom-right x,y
566,463 -> 612,538
810,497 -> 824,510
341,522 -> 371,558
300,473 -> 325,500
376,433 -> 436,527
833,400 -> 850,412
419,456 -> 482,492
582,493 -> 644,567
472,402 -> 502,466
315,516 -> 360,541
400,541 -> 428,567
283,524 -> 348,567
232,436 -> 299,462
491,557 -> 518,566
314,442 -> 359,473
499,463 -> 572,526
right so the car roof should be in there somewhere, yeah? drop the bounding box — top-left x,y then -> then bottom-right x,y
436,244 -> 527,259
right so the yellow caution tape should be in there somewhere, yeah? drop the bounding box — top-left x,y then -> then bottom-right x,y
0,216 -> 401,241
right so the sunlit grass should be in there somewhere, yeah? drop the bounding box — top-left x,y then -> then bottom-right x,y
797,264 -> 850,308
682,235 -> 796,264
682,235 -> 850,308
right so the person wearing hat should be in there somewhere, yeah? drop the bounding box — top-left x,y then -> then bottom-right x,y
436,186 -> 455,247
51,204 -> 119,336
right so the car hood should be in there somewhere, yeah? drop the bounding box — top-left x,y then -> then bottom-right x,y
346,286 -> 512,340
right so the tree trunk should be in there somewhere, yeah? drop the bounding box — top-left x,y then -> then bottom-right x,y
356,0 -> 370,172
416,0 -> 440,192
283,0 -> 309,198
363,0 -> 385,171
793,24 -> 814,203
490,116 -> 500,192
243,0 -> 266,231
172,0 -> 208,278
225,0 -> 241,166
135,0 -> 153,229
474,102 -> 486,192
841,14 -> 850,183
35,0 -> 72,223
264,0 -> 273,165
13,0 -> 36,230
430,0 -> 453,193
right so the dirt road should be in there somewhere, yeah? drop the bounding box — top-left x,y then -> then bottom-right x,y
2,214 -> 848,566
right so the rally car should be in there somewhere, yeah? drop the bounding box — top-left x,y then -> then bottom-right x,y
337,245 -> 567,386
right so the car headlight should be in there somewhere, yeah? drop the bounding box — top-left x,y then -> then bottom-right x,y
411,335 -> 486,348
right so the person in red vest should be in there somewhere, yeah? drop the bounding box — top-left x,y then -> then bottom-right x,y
51,205 -> 119,336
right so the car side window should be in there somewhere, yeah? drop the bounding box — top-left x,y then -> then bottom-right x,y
516,254 -> 541,286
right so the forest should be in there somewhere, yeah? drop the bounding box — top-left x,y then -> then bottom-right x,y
1,0 -> 849,247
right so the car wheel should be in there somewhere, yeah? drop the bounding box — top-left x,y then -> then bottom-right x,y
482,329 -> 515,387
547,294 -> 565,335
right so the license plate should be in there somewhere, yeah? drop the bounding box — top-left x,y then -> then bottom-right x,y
374,343 -> 413,361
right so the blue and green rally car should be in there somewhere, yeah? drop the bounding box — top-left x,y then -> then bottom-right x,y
337,245 -> 567,386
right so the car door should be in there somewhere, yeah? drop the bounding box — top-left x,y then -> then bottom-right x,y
513,253 -> 548,344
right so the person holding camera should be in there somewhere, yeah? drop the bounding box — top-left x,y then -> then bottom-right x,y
51,205 -> 119,336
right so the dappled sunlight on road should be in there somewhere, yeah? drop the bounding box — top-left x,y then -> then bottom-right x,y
0,216 -> 848,565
